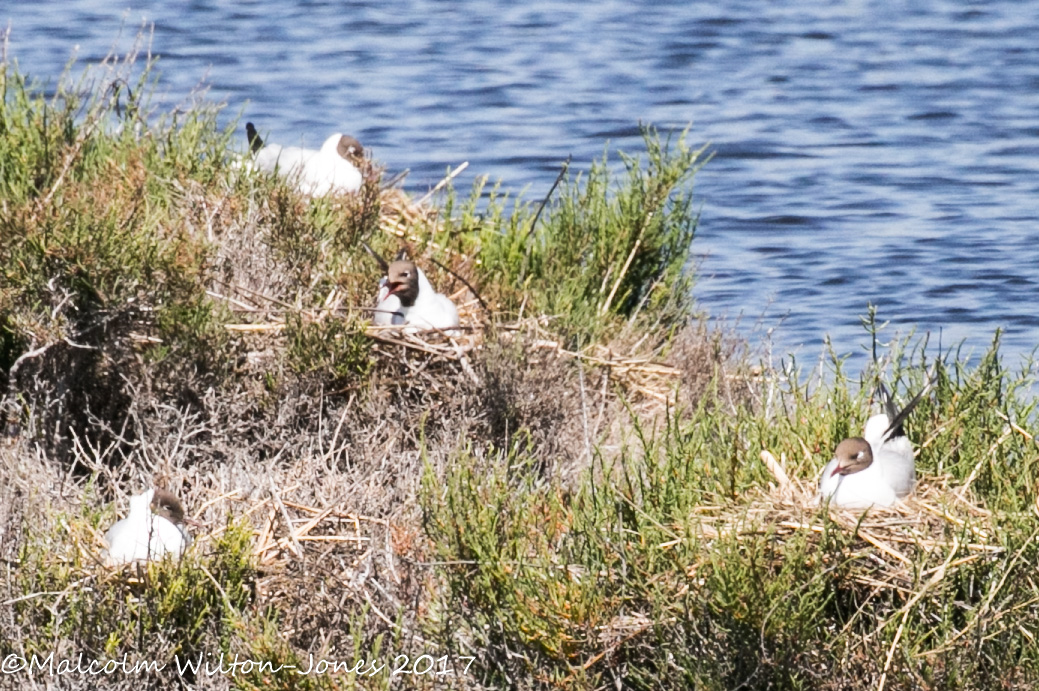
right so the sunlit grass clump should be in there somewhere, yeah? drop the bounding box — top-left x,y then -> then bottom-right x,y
423,331 -> 1039,689
438,129 -> 708,345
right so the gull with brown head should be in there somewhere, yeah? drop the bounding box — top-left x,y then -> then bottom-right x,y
364,244 -> 460,332
818,377 -> 933,509
244,122 -> 364,196
103,488 -> 198,566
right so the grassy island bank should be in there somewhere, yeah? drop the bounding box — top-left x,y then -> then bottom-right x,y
1,53 -> 1038,691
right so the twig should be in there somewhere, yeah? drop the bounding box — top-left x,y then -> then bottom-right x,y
578,361 -> 593,464
279,502 -> 388,525
600,223 -> 647,316
416,161 -> 468,206
206,289 -> 263,312
525,156 -> 570,243
519,156 -> 571,282
856,528 -> 912,566
268,478 -> 303,559
876,537 -> 959,691
7,342 -> 55,391
225,323 -> 286,332
452,339 -> 481,385
429,256 -> 489,314
760,450 -> 791,488
252,506 -> 277,556
211,277 -> 297,311
993,409 -> 1034,441
323,394 -> 355,464
2,590 -> 67,606
294,506 -> 335,539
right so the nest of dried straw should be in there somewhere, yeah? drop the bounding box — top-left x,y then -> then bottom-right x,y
733,450 -> 999,571
641,448 -> 1027,688
215,178 -> 688,410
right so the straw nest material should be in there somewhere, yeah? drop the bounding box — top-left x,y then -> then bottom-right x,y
642,447 -> 1026,690
215,175 -> 687,409
750,450 -> 1001,572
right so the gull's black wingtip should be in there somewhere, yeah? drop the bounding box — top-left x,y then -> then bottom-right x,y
880,365 -> 939,441
246,122 -> 263,154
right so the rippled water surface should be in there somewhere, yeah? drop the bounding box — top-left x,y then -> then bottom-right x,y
6,1 -> 1039,365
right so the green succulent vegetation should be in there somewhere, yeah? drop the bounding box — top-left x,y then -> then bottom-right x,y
424,329 -> 1039,689
11,509 -> 257,677
440,130 -> 708,346
1,47 -> 1038,691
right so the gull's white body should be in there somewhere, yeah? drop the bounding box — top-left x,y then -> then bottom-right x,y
818,413 -> 916,509
375,266 -> 459,331
818,449 -> 897,509
372,278 -> 404,326
103,489 -> 189,565
863,413 -> 915,497
252,133 -> 362,196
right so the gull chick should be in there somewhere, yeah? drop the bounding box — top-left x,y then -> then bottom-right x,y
103,488 -> 196,566
245,122 -> 364,196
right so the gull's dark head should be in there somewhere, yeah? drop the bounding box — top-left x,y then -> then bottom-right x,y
385,260 -> 420,307
831,437 -> 874,477
336,135 -> 364,162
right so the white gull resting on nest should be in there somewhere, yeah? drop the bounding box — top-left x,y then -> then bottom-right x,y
244,122 -> 363,196
363,243 -> 459,332
103,488 -> 196,565
818,380 -> 932,509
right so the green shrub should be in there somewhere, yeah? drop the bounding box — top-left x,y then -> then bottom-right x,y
423,332 -> 1039,689
285,313 -> 372,386
448,126 -> 708,345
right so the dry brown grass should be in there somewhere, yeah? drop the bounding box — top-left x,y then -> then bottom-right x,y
1,170 -> 728,690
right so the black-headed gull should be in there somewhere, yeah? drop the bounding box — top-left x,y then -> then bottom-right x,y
363,244 -> 459,331
818,381 -> 931,509
818,435 -> 899,509
245,122 -> 364,196
103,488 -> 196,565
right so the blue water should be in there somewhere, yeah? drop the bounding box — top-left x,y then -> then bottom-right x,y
6,1 -> 1039,366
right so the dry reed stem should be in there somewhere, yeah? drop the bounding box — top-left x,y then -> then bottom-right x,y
415,161 -> 469,206
240,486 -> 386,568
667,462 -> 1004,628
876,537 -> 960,691
600,232 -> 645,316
761,449 -> 792,489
